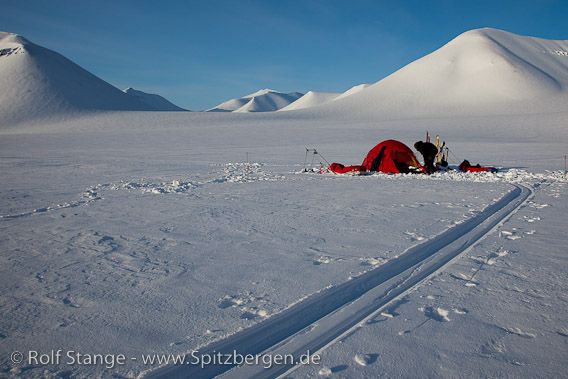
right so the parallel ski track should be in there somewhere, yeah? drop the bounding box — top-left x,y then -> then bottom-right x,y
146,184 -> 531,379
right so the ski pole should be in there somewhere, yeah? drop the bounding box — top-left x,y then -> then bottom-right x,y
315,150 -> 331,166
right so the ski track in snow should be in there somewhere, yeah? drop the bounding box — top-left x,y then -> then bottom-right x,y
145,183 -> 531,378
292,179 -> 567,378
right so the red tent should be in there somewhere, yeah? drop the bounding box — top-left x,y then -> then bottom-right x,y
329,140 -> 422,174
362,140 -> 422,173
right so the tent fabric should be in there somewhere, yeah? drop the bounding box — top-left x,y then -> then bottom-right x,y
328,163 -> 366,175
459,160 -> 497,173
328,139 -> 422,175
361,140 -> 422,173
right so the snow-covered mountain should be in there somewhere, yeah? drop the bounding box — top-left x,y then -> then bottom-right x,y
212,86 -> 370,113
314,28 -> 568,118
0,32 -> 166,126
208,89 -> 303,112
123,88 -> 186,111
278,91 -> 341,111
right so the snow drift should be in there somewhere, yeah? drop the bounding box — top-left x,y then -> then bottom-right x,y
0,32 -> 173,127
310,28 -> 568,118
123,88 -> 186,111
208,89 -> 303,112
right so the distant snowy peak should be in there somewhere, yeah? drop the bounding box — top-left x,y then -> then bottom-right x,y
279,91 -> 341,111
317,28 -> 568,118
274,85 -> 370,112
207,97 -> 249,112
208,90 -> 303,112
123,87 -> 186,111
0,32 -> 28,54
243,88 -> 278,98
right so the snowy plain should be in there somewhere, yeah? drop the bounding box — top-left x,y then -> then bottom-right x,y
1,110 -> 567,378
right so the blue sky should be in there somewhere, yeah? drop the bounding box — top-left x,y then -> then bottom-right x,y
2,0 -> 567,110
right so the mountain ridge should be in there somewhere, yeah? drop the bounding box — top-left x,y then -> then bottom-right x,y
306,28 -> 568,118
0,32 -> 183,126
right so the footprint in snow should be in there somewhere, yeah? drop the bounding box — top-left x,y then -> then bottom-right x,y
490,248 -> 509,258
404,231 -> 425,241
96,234 -> 120,252
499,326 -> 536,339
63,295 -> 81,308
205,329 -> 223,334
159,225 -> 175,233
313,256 -> 333,265
453,308 -> 468,315
499,230 -> 522,240
218,295 -> 246,309
481,338 -> 506,356
423,306 -> 450,322
471,256 -> 497,266
366,309 -> 397,324
353,353 -> 378,366
318,365 -> 349,377
528,202 -> 549,209
359,257 -> 387,267
557,327 -> 568,337
331,365 -> 349,373
240,308 -> 268,320
318,367 -> 333,377
450,272 -> 478,286
378,298 -> 407,320
522,216 -> 541,223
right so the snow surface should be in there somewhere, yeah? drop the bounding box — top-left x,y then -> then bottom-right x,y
123,88 -> 187,112
207,89 -> 303,112
333,83 -> 370,101
1,27 -> 568,379
1,110 -> 567,378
